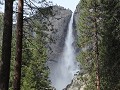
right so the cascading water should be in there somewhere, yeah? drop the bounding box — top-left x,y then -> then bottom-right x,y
49,14 -> 80,90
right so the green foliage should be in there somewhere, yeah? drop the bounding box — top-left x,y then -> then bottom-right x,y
0,13 -> 3,31
20,15 -> 52,89
0,13 -> 3,58
21,34 -> 51,90
9,11 -> 52,90
77,0 -> 120,89
77,0 -> 98,89
9,30 -> 16,90
1,0 -> 53,90
99,0 -> 120,90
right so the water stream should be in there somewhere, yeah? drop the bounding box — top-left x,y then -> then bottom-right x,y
49,14 -> 80,90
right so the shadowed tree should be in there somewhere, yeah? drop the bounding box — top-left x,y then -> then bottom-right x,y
0,0 -> 13,90
13,0 -> 24,90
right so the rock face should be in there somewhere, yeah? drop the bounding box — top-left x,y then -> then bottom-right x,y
47,6 -> 72,62
72,2 -> 81,55
73,3 -> 80,29
42,6 -> 72,66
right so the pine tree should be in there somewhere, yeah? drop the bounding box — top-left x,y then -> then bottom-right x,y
99,0 -> 120,89
77,0 -> 120,90
20,18 -> 51,90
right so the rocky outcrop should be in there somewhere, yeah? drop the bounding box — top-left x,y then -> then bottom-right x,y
73,2 -> 80,31
73,3 -> 81,55
40,6 -> 72,67
46,6 -> 72,62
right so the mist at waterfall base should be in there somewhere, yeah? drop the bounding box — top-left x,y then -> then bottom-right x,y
49,15 -> 80,90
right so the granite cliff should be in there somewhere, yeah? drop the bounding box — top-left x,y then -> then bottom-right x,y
38,5 -> 83,90
44,5 -> 83,90
43,6 -> 72,65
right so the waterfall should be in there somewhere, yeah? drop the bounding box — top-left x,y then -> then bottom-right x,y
49,14 -> 80,90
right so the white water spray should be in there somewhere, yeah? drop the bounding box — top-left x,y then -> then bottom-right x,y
49,14 -> 80,90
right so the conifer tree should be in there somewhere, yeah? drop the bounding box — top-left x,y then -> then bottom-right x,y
99,0 -> 120,89
77,0 -> 120,90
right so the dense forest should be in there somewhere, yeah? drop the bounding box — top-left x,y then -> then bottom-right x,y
0,0 -> 120,90
77,0 -> 120,90
0,0 -> 52,90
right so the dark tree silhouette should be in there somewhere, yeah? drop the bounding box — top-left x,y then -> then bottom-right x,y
0,0 -> 13,90
13,0 -> 24,90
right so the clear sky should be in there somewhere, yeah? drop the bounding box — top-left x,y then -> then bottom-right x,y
0,4 -> 4,12
0,0 -> 80,12
48,0 -> 80,12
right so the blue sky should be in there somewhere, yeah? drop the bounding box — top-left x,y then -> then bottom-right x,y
49,0 -> 80,12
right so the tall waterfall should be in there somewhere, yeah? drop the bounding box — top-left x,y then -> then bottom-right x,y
49,14 -> 80,90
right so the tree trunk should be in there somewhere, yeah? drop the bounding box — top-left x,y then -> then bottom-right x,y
94,1 -> 100,90
0,0 -> 13,90
94,17 -> 100,90
13,0 -> 23,90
